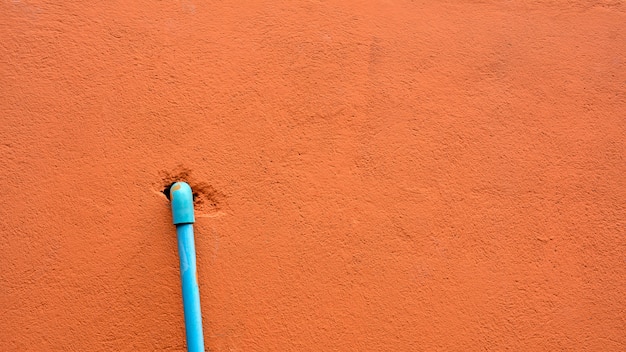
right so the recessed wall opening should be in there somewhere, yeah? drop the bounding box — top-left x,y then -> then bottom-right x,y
162,182 -> 175,200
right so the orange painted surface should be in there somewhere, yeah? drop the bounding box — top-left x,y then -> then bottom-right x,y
1,1 -> 625,351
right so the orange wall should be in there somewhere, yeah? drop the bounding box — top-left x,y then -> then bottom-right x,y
1,1 -> 625,351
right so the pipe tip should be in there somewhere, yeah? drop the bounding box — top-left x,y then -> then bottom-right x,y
170,182 -> 195,224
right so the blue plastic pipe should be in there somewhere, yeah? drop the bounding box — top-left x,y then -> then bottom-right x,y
170,182 -> 205,352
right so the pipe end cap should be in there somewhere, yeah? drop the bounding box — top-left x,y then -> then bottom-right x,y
170,182 -> 195,224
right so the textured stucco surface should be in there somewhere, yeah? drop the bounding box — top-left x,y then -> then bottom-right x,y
1,1 -> 625,351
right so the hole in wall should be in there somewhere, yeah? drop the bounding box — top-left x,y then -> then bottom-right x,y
162,182 -> 175,200
157,166 -> 226,216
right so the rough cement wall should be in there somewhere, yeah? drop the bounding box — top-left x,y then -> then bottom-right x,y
1,1 -> 625,351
